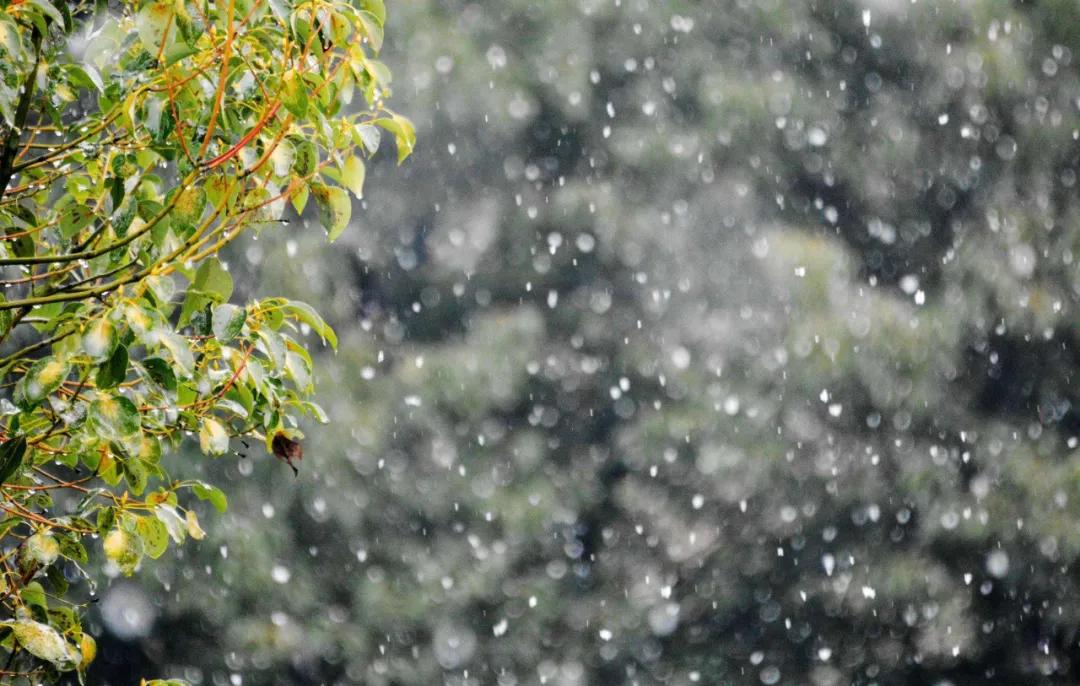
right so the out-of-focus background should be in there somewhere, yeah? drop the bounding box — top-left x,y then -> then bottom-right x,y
84,1 -> 1080,684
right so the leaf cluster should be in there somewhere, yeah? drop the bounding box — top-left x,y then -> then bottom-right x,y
0,0 -> 410,679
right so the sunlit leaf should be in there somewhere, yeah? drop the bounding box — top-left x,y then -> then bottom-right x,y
198,418 -> 229,456
5,619 -> 80,669
340,155 -> 365,198
102,528 -> 141,576
311,183 -> 351,241
88,394 -> 141,443
24,532 -> 60,567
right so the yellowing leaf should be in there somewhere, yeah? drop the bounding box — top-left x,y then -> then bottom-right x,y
185,510 -> 206,540
15,357 -> 69,409
103,528 -> 142,575
88,394 -> 142,442
135,0 -> 195,64
82,318 -> 116,362
135,1 -> 173,54
7,619 -> 80,668
24,532 -> 60,567
290,183 -> 309,215
170,186 -> 207,234
199,418 -> 229,455
79,633 -> 96,670
341,155 -> 366,198
136,515 -> 169,559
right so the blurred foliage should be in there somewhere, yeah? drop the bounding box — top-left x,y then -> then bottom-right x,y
84,0 -> 1080,685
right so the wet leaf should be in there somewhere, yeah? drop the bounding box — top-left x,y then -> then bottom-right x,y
6,618 -> 80,668
88,395 -> 141,443
0,436 -> 26,484
311,183 -> 351,241
340,155 -> 365,198
24,532 -> 60,567
136,515 -> 169,559
198,418 -> 229,455
102,528 -> 141,576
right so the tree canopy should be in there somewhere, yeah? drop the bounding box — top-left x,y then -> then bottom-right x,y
0,0 -> 410,680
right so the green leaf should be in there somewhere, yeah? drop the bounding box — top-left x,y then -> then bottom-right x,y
212,304 -> 246,342
20,581 -> 47,610
356,10 -> 383,51
26,0 -> 64,28
0,298 -> 11,340
135,515 -> 169,559
56,536 -> 88,564
375,114 -> 416,163
353,123 -> 380,153
290,183 -> 309,215
46,565 -> 68,596
88,395 -> 142,443
192,258 -> 234,301
281,69 -> 308,118
64,63 -> 104,93
168,186 -> 207,235
135,0 -> 195,64
58,205 -> 94,240
291,137 -> 318,176
255,328 -> 286,369
96,508 -> 116,535
340,155 -> 366,199
0,16 -> 26,63
154,504 -> 186,544
141,357 -> 177,392
192,482 -> 228,513
285,350 -> 312,391
123,457 -> 149,495
95,344 -> 128,389
46,606 -> 76,635
180,258 -> 233,325
311,183 -> 351,241
270,138 -> 294,177
0,436 -> 26,484
276,299 -> 337,349
138,435 -> 162,464
0,82 -> 16,127
361,0 -> 386,25
154,330 -> 195,377
190,304 -> 212,336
